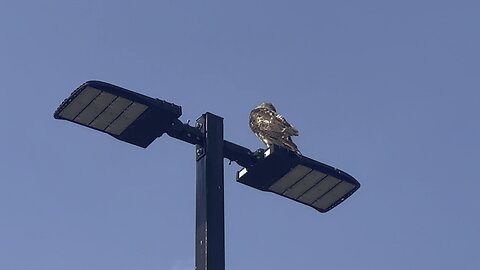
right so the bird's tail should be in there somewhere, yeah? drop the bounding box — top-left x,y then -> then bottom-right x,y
283,138 -> 301,155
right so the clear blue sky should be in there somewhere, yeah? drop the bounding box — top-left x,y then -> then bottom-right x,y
1,1 -> 479,269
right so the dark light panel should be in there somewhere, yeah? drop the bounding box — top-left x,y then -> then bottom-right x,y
237,146 -> 360,213
54,81 -> 182,148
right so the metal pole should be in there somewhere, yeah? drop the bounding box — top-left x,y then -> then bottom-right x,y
195,113 -> 225,270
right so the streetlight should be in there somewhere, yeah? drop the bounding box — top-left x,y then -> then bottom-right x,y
54,80 -> 361,270
237,146 -> 360,213
54,80 -> 182,148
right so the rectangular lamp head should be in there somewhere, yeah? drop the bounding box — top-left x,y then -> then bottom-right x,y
237,146 -> 360,213
54,81 -> 182,148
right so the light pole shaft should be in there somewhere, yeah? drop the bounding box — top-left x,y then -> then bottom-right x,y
195,113 -> 225,270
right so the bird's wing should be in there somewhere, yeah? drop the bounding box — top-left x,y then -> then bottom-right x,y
273,113 -> 299,136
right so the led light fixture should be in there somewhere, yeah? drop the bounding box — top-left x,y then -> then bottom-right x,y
237,146 -> 360,213
54,81 -> 182,148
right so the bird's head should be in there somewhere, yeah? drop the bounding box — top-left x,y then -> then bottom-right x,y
257,102 -> 277,112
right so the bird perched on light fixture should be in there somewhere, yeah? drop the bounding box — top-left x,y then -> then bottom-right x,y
249,102 -> 301,155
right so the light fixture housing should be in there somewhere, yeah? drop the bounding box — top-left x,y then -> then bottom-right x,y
237,146 -> 360,213
54,81 -> 182,148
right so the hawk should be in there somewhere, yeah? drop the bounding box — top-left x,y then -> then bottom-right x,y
249,102 -> 301,155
